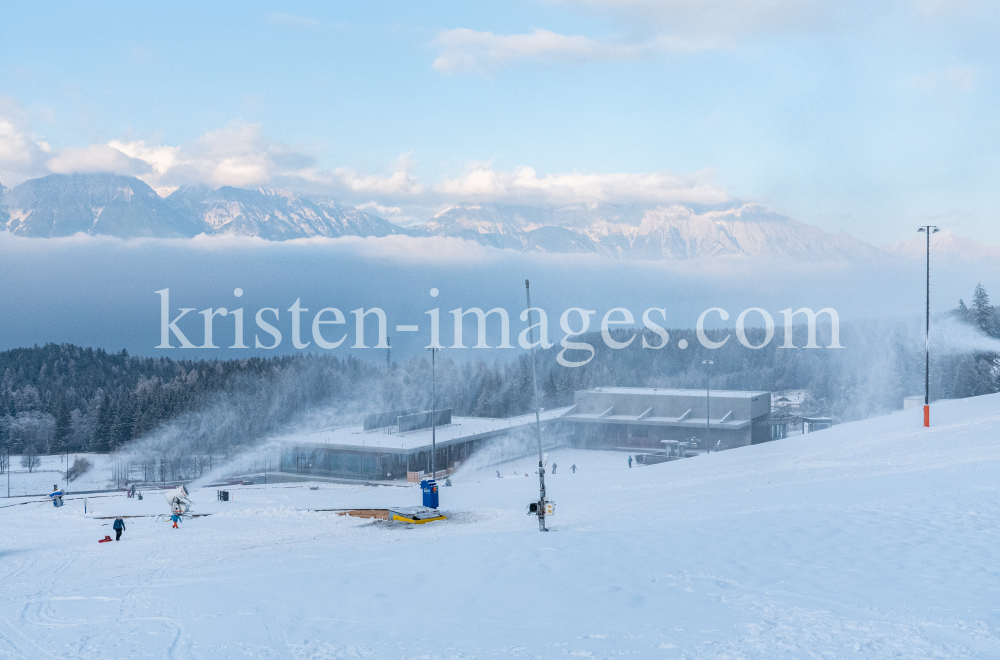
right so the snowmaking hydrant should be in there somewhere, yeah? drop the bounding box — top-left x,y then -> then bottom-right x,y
165,485 -> 193,516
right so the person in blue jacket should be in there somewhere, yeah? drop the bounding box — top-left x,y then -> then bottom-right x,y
628,455 -> 633,468
113,517 -> 125,541
170,513 -> 181,529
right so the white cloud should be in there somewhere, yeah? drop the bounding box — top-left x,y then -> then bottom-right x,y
0,98 -> 50,185
333,167 -> 425,196
433,1 -> 828,73
47,144 -> 152,176
0,108 -> 727,214
355,201 -> 417,225
433,28 -> 653,74
910,66 -> 976,92
554,0 -> 825,34
108,140 -> 181,175
436,164 -> 728,205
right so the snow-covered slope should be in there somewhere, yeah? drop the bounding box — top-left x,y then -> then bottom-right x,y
2,394 -> 999,658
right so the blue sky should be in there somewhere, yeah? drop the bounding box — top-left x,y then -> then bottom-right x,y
1,0 -> 997,245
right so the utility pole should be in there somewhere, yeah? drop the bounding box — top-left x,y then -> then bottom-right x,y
702,360 -> 714,453
526,279 -> 548,531
918,225 -> 939,427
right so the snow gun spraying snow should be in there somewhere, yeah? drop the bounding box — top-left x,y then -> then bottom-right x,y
165,485 -> 192,516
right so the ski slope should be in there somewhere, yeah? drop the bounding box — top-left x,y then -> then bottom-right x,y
1,394 -> 999,659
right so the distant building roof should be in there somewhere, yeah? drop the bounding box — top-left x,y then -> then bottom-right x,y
586,387 -> 769,399
272,406 -> 572,454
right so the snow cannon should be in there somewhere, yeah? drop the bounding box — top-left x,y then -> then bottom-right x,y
165,485 -> 193,515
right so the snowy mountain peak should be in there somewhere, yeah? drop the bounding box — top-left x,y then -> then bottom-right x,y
5,172 -> 985,263
417,202 -> 880,261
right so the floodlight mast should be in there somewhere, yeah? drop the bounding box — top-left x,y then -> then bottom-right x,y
917,225 -> 939,427
525,279 -> 548,532
428,346 -> 438,478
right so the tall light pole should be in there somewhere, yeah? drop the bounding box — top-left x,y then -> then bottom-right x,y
525,280 -> 548,532
428,346 -> 438,478
702,360 -> 714,453
918,225 -> 939,427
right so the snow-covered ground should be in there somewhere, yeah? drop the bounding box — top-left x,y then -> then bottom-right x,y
1,453 -> 116,497
2,394 -> 999,659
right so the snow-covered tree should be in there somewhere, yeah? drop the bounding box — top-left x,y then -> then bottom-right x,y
971,283 -> 997,337
955,299 -> 971,323
954,356 -> 996,398
20,445 -> 41,472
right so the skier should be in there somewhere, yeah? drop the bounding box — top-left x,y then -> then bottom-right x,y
552,463 -> 557,474
170,512 -> 181,529
571,464 -> 577,474
113,517 -> 126,541
628,455 -> 633,468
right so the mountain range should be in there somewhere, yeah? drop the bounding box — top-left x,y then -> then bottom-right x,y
1,173 -> 994,261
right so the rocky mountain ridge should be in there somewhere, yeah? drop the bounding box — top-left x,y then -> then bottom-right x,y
3,172 -> 993,261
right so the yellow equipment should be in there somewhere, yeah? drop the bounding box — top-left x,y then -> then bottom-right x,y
389,506 -> 447,524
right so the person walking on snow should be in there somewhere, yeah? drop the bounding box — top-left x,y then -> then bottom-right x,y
571,464 -> 577,474
113,517 -> 125,541
170,513 -> 181,529
552,463 -> 557,474
628,455 -> 633,468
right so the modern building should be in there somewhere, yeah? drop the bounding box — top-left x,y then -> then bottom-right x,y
274,407 -> 570,482
561,387 -> 772,451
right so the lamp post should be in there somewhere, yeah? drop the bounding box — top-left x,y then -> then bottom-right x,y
917,225 -> 939,427
702,360 -> 714,453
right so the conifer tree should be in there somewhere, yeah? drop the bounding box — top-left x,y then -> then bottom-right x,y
971,283 -> 997,337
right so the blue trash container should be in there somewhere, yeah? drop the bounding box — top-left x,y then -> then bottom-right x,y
420,478 -> 439,509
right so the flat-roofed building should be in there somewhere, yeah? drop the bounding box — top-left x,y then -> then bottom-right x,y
274,407 -> 571,483
561,387 -> 772,451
